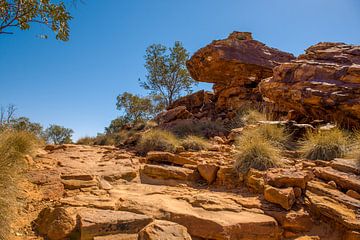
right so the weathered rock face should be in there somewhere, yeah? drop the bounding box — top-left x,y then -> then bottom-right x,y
260,42 -> 360,125
187,31 -> 295,112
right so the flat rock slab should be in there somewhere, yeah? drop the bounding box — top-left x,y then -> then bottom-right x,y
306,191 -> 360,230
331,158 -> 360,175
62,179 -> 98,190
265,168 -> 312,189
307,180 -> 360,210
314,167 -> 360,192
141,164 -> 196,181
77,208 -> 153,240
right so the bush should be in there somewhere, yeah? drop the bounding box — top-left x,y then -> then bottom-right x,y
181,135 -> 209,151
0,130 -> 37,239
77,136 -> 95,145
136,129 -> 179,155
234,131 -> 282,174
300,128 -> 347,161
168,119 -> 225,138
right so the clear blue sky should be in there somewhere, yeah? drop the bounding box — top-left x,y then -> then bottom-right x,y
1,0 -> 359,140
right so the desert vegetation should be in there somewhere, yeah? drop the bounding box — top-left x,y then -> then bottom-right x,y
0,130 -> 38,239
300,128 -> 348,161
180,135 -> 210,151
136,129 -> 179,155
234,127 -> 282,174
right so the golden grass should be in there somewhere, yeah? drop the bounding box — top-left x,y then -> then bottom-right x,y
234,130 -> 282,174
181,135 -> 209,151
0,130 -> 38,239
255,124 -> 289,147
300,128 -> 348,161
136,129 -> 179,155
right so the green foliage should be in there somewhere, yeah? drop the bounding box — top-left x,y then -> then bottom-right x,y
300,128 -> 348,161
116,92 -> 156,124
0,130 -> 37,239
44,124 -> 73,144
105,116 -> 130,134
234,130 -> 282,174
181,135 -> 209,151
9,117 -> 43,136
136,129 -> 179,155
140,41 -> 197,107
0,0 -> 72,41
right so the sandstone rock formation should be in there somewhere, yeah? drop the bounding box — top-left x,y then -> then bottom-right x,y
15,144 -> 360,239
260,42 -> 360,125
186,31 -> 295,112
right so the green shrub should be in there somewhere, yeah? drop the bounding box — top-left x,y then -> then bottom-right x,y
234,131 -> 282,174
300,128 -> 347,160
0,130 -> 37,239
136,129 -> 179,155
181,135 -> 209,151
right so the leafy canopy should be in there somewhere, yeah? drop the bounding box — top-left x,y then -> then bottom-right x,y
116,92 -> 157,125
0,0 -> 72,41
44,124 -> 73,144
140,41 -> 197,107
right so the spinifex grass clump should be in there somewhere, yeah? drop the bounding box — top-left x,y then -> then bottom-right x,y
181,135 -> 210,151
300,128 -> 348,161
136,129 -> 179,155
234,130 -> 282,174
256,124 -> 290,148
0,130 -> 37,239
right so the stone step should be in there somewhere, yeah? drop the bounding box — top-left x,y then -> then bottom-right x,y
313,167 -> 360,192
140,164 -> 197,182
331,158 -> 360,175
305,191 -> 360,231
307,180 -> 360,210
77,208 -> 153,240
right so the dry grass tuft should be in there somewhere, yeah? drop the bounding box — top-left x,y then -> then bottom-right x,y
181,135 -> 210,151
0,130 -> 38,239
136,129 -> 179,155
300,128 -> 348,161
234,130 -> 282,174
256,124 -> 289,147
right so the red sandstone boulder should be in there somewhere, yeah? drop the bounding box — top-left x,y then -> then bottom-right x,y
187,31 -> 294,111
259,42 -> 360,125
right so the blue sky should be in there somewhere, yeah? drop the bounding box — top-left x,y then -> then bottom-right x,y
0,0 -> 359,140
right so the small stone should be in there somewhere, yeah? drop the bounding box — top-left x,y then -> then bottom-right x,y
264,185 -> 295,210
328,180 -> 337,189
197,164 -> 219,184
138,220 -> 192,240
346,190 -> 360,200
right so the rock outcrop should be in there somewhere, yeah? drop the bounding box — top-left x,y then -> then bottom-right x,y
260,42 -> 360,125
186,31 -> 295,112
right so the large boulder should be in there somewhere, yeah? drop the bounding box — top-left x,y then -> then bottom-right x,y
187,31 -> 295,112
34,207 -> 76,240
259,42 -> 360,125
138,220 -> 192,240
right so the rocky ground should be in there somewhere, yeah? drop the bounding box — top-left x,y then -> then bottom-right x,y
12,142 -> 360,240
